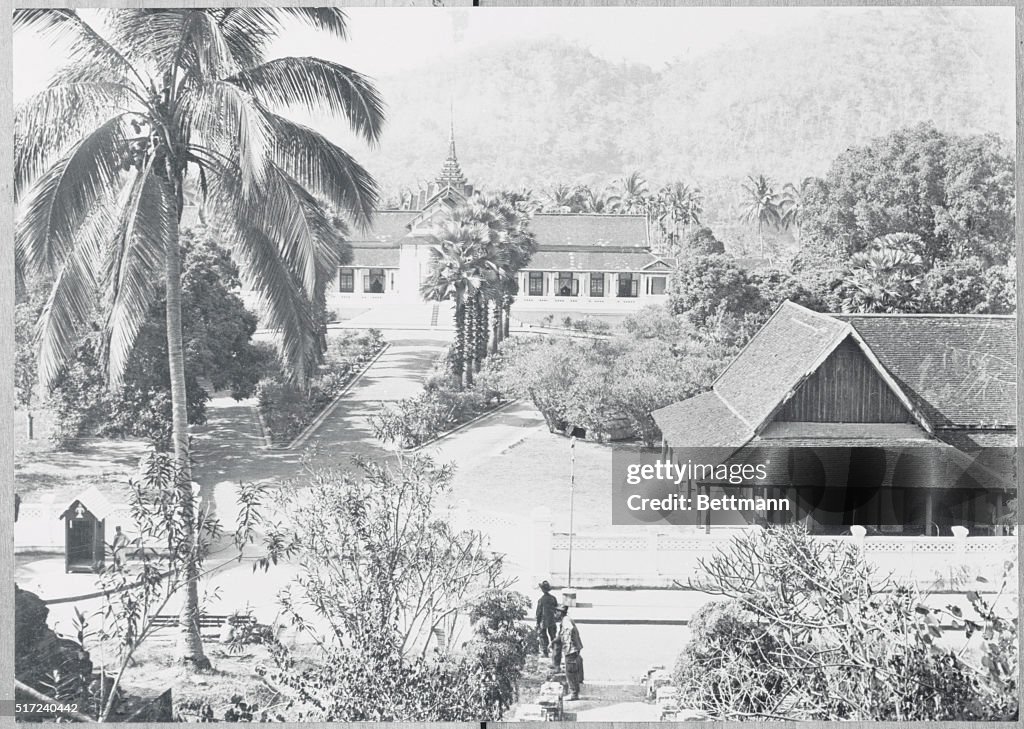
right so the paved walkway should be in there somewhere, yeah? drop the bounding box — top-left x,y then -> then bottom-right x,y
190,330 -> 451,518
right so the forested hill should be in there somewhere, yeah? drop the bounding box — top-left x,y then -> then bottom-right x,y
325,7 -> 1012,196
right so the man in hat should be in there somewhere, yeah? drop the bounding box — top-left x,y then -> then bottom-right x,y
535,580 -> 559,658
553,604 -> 584,700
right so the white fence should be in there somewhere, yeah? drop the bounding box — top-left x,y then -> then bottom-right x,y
529,508 -> 1017,589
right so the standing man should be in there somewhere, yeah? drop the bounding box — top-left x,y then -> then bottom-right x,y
555,604 -> 584,700
111,525 -> 128,568
536,580 -> 559,659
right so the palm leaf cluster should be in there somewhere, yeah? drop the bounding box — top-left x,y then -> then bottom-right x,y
420,193 -> 537,388
15,8 -> 383,393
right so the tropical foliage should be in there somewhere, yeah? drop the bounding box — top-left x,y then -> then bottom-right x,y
677,526 -> 1019,720
14,6 -> 383,669
421,192 -> 537,387
479,335 -> 722,446
44,234 -> 272,449
250,455 -> 516,720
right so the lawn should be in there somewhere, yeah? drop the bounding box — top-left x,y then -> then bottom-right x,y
14,407 -> 146,504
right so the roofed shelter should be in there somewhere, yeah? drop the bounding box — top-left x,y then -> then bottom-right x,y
651,302 -> 1016,536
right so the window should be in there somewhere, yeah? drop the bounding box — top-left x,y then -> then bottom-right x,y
364,268 -> 385,293
617,273 -> 639,298
528,271 -> 544,296
338,268 -> 354,293
557,272 -> 578,297
649,276 -> 667,295
589,273 -> 605,297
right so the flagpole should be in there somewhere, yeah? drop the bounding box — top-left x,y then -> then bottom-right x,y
567,436 -> 576,589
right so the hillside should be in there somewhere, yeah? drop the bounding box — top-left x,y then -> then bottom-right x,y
320,6 -> 1012,236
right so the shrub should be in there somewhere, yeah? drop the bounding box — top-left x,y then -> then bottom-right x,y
257,331 -> 385,444
571,316 -> 612,334
680,525 -> 1019,720
370,385 -> 495,449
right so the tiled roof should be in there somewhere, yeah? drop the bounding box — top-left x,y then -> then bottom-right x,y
530,214 -> 649,248
651,391 -> 752,450
524,250 -> 672,272
657,301 -> 1017,450
835,314 -> 1016,428
713,302 -> 850,429
347,246 -> 401,267
349,211 -> 418,244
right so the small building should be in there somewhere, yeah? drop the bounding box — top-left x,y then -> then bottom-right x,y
331,129 -> 673,312
59,487 -> 116,573
651,301 -> 1016,536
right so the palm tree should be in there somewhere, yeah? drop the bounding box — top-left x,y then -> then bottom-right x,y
14,8 -> 383,669
542,183 -> 580,213
779,179 -> 810,247
655,182 -> 703,249
420,221 -> 491,388
577,185 -> 621,214
611,171 -> 649,214
739,174 -> 782,258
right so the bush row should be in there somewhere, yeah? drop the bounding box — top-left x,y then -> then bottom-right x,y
256,329 -> 385,445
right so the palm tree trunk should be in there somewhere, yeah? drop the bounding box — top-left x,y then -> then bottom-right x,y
758,220 -> 764,258
453,301 -> 466,390
476,293 -> 487,371
165,237 -> 211,671
503,296 -> 513,338
464,296 -> 475,387
492,299 -> 501,352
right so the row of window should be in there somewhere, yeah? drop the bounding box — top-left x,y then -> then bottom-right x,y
339,268 -> 386,293
338,269 -> 666,297
529,272 -> 664,298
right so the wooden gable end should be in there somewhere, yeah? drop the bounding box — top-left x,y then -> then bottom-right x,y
774,337 -> 913,424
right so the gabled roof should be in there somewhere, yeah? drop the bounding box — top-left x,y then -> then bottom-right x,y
531,214 -> 649,249
59,486 -> 117,521
834,314 -> 1016,428
653,301 -> 1017,451
712,301 -> 855,431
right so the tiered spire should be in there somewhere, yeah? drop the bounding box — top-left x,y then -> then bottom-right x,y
435,115 -> 466,188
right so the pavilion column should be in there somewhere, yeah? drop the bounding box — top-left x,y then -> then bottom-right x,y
924,490 -> 934,536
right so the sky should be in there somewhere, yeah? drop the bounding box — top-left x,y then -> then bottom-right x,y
11,6 -> 915,100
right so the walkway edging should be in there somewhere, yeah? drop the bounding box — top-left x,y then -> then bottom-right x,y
403,398 -> 520,454
261,343 -> 392,451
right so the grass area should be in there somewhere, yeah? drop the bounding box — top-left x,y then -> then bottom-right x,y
15,407 -> 146,504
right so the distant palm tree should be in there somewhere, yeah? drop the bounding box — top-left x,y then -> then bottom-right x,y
14,8 -> 383,669
577,185 -> 622,214
655,182 -> 703,248
420,220 -> 492,387
779,178 -> 812,247
611,171 -> 649,214
739,174 -> 782,258
543,184 -> 580,213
